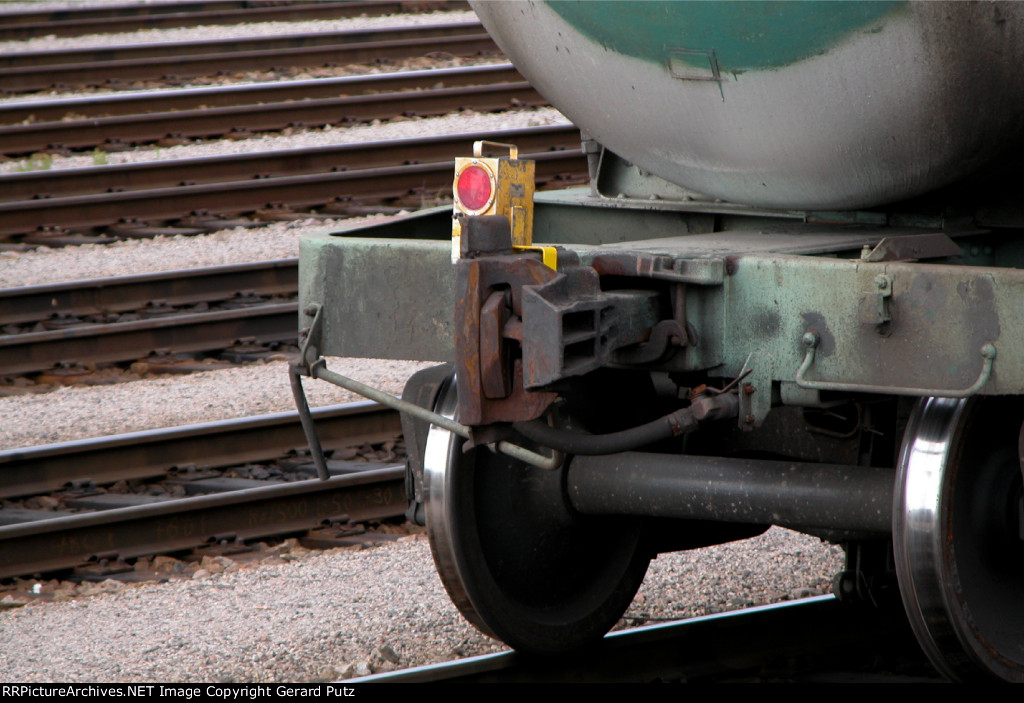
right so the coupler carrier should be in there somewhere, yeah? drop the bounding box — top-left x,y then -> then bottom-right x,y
290,141 -> 563,524
290,139 -> 746,511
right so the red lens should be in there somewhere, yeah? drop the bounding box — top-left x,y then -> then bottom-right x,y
456,165 -> 493,211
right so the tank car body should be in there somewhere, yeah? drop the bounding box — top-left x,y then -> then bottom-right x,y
291,1 -> 1024,681
475,1 -> 1024,210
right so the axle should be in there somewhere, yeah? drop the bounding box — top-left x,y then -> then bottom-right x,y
568,452 -> 893,536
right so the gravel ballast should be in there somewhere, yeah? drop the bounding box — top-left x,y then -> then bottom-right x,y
0,358 -> 433,450
0,108 -> 568,287
0,10 -> 480,55
0,529 -> 843,682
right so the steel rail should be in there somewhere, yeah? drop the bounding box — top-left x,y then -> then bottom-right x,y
0,149 -> 587,239
0,401 -> 404,579
0,466 -> 404,581
0,259 -> 298,327
0,125 -> 577,202
0,401 -> 400,499
0,24 -> 497,93
0,1 -> 467,41
0,0 -> 262,26
356,597 -> 934,682
0,63 -> 523,126
0,301 -> 298,376
0,78 -> 547,157
0,20 -> 485,69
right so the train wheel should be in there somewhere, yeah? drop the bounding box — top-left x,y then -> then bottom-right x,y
423,375 -> 651,655
894,396 -> 1024,681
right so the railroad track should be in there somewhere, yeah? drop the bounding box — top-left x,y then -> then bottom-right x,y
0,302 -> 296,379
0,20 -> 497,93
358,597 -> 940,682
1,123 -> 575,202
0,259 -> 297,329
0,1 -> 467,41
0,401 -> 405,580
0,126 -> 582,380
0,64 -> 534,156
0,124 -> 586,244
0,260 -> 301,379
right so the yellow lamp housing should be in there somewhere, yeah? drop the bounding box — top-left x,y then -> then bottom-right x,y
452,140 -> 536,261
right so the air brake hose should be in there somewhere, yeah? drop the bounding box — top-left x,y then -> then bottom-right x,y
512,407 -> 697,456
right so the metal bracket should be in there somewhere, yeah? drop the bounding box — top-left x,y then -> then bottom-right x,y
737,350 -> 773,429
473,140 -> 518,160
289,303 -> 330,480
613,319 -> 687,365
309,359 -> 563,471
795,331 -> 997,398
863,233 -> 961,262
858,274 -> 892,326
290,303 -> 562,472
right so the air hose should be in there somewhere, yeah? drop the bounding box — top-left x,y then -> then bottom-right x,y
512,407 -> 697,456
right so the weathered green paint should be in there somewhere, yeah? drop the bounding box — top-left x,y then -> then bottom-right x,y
298,220 -> 455,363
299,191 -> 724,360
547,0 -> 902,73
715,255 -> 1024,402
300,189 -> 1024,406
